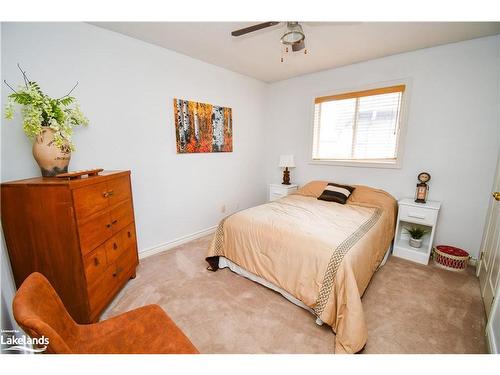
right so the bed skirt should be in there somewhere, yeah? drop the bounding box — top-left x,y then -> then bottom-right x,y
211,243 -> 392,328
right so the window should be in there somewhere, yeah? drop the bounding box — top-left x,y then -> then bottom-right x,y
312,84 -> 406,167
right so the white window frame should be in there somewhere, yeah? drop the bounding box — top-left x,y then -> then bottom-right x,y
308,79 -> 411,169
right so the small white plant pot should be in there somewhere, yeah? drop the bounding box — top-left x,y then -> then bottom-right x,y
409,237 -> 423,248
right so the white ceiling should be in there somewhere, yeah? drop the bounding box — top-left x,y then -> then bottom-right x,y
91,22 -> 500,82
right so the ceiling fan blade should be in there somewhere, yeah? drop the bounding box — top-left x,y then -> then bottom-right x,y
231,22 -> 280,37
292,40 -> 305,52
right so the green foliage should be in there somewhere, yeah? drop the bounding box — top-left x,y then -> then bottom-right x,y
403,226 -> 429,240
59,96 -> 75,106
4,75 -> 88,152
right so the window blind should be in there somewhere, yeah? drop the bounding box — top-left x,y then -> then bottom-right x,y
312,85 -> 405,162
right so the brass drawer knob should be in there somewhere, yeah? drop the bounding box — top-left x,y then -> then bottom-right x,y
103,190 -> 114,198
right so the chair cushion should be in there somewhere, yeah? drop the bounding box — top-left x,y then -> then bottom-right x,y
76,305 -> 199,354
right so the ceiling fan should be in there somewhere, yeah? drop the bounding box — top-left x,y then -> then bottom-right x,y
231,22 -> 307,54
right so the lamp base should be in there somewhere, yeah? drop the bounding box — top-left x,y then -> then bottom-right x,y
282,168 -> 290,185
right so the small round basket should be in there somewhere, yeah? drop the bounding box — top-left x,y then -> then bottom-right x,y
433,245 -> 469,271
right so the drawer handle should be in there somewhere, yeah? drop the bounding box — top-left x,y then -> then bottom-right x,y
94,257 -> 99,266
103,190 -> 115,198
106,220 -> 118,228
113,243 -> 118,250
408,212 -> 426,219
127,231 -> 131,238
112,267 -> 123,277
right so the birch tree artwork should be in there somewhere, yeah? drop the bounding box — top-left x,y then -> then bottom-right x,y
173,98 -> 232,153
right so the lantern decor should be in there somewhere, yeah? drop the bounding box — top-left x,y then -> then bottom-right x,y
415,172 -> 431,203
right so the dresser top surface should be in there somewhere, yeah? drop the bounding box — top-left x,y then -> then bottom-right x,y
1,170 -> 130,188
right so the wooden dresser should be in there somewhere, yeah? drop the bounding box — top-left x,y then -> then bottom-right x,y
1,170 -> 139,323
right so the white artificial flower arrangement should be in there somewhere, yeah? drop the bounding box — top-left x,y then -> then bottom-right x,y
4,64 -> 89,152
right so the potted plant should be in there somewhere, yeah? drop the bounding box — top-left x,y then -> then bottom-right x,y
4,64 -> 89,177
404,226 -> 429,248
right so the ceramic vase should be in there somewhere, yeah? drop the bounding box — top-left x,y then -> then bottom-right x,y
32,128 -> 71,177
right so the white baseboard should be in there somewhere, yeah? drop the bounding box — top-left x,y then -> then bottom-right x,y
138,225 -> 217,259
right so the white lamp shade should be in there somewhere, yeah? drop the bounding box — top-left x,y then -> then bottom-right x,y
279,154 -> 295,168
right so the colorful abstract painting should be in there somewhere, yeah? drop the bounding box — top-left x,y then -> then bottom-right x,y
173,98 -> 233,153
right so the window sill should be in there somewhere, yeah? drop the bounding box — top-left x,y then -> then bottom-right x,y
309,159 -> 402,169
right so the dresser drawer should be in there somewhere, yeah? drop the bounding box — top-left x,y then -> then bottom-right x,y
87,264 -> 118,318
114,244 -> 139,284
78,210 -> 113,255
73,175 -> 131,222
83,243 -> 108,286
109,199 -> 134,234
87,245 -> 137,319
399,205 -> 438,226
107,176 -> 131,207
73,181 -> 109,220
106,223 -> 137,264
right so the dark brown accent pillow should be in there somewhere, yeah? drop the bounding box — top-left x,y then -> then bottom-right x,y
317,183 -> 355,204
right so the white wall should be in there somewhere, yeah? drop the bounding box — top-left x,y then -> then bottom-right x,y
264,36 -> 500,259
1,22 -> 268,255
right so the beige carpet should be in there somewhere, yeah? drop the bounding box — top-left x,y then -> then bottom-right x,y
102,235 -> 487,354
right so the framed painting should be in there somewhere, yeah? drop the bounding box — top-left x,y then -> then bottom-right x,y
173,98 -> 233,153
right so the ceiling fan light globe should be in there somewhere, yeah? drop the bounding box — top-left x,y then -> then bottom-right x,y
280,31 -> 305,45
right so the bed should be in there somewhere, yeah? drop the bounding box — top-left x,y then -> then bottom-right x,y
205,181 -> 397,353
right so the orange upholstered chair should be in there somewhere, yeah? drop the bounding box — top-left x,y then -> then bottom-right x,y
13,272 -> 199,354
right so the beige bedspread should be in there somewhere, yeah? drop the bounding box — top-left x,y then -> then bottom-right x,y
206,183 -> 397,353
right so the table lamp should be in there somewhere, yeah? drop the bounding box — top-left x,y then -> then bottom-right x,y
279,155 -> 295,185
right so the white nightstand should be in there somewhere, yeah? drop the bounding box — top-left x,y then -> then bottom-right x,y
269,183 -> 298,201
393,198 -> 441,265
